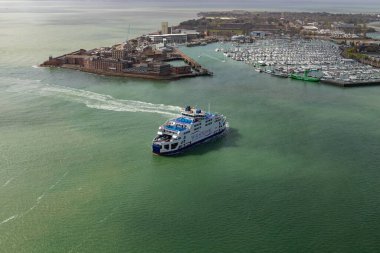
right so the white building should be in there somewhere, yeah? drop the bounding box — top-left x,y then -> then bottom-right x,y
302,26 -> 318,31
149,34 -> 188,43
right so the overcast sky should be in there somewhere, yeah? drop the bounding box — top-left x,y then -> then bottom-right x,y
2,0 -> 379,3
1,0 -> 379,13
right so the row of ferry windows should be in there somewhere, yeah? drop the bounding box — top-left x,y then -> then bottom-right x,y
164,143 -> 178,150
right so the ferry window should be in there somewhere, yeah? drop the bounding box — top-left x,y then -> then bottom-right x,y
164,144 -> 169,150
171,143 -> 178,149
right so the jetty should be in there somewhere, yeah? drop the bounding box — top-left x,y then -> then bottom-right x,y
172,48 -> 213,75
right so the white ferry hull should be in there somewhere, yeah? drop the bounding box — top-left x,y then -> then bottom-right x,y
152,128 -> 226,156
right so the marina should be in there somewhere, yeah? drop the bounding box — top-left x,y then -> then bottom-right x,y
217,38 -> 380,87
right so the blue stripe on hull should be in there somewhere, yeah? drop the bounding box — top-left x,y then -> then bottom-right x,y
152,128 -> 226,156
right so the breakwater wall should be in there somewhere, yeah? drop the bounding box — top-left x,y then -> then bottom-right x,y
321,79 -> 380,87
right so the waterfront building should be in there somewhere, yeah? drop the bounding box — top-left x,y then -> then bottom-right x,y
147,62 -> 171,75
149,34 -> 188,44
172,66 -> 191,74
43,57 -> 63,66
112,49 -> 127,60
83,57 -> 127,72
122,62 -> 172,76
172,29 -> 200,40
302,25 -> 319,31
65,55 -> 88,66
307,22 -> 318,26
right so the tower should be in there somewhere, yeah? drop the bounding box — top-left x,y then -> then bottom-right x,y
161,22 -> 169,35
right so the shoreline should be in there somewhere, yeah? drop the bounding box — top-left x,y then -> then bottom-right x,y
48,64 -> 210,80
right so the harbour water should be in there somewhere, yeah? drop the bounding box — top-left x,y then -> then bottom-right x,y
1,1 -> 380,252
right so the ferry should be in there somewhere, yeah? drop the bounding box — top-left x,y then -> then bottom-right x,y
152,106 -> 227,155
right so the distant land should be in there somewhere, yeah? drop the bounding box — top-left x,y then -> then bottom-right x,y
41,9 -> 380,86
73,0 -> 380,13
3,0 -> 380,14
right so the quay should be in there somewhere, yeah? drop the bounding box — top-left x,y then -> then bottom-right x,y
321,79 -> 380,87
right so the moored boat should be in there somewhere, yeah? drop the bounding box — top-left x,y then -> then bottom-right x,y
290,70 -> 320,82
271,72 -> 289,78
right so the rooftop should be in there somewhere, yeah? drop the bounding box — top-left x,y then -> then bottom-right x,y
175,117 -> 194,124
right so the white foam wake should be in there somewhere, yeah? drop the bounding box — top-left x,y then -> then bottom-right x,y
5,77 -> 181,117
49,171 -> 68,190
41,86 -> 180,116
20,170 -> 70,218
2,178 -> 13,187
0,215 -> 18,225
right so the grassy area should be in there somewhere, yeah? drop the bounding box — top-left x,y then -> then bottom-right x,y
344,47 -> 370,60
342,47 -> 380,68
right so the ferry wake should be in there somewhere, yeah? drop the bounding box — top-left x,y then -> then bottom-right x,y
152,106 -> 227,155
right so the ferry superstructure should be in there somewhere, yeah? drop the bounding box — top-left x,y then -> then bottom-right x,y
152,106 -> 227,155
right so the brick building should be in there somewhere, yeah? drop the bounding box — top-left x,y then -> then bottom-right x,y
112,49 -> 128,60
172,66 -> 191,74
84,58 -> 128,72
147,62 -> 171,75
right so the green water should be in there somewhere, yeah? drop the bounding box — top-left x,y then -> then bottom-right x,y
1,2 -> 380,253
